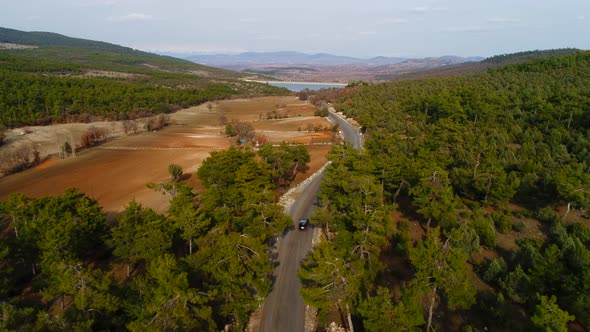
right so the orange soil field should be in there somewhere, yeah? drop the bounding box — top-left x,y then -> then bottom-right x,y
0,97 -> 334,213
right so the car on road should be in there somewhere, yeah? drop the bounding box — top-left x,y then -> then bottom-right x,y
298,218 -> 310,230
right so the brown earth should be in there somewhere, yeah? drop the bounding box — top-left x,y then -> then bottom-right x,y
0,42 -> 38,50
0,96 -> 334,213
215,96 -> 318,120
495,217 -> 546,252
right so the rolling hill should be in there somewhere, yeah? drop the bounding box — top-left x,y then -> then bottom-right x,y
0,27 -> 251,80
381,48 -> 583,81
186,51 -> 410,68
185,51 -> 483,82
0,27 -> 287,127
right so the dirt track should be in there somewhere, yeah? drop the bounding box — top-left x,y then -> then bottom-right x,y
0,97 -> 333,213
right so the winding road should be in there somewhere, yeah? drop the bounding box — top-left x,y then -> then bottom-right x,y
259,109 -> 362,332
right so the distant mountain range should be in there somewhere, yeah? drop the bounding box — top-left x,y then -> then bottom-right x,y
184,51 -> 483,68
175,51 -> 483,82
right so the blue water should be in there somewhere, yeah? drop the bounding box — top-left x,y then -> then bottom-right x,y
267,82 -> 346,92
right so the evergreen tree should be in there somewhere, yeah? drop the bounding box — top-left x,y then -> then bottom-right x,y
531,294 -> 575,332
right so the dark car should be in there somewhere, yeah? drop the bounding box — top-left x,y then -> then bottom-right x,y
298,218 -> 310,230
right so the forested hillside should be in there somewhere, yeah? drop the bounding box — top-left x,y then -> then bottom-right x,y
482,48 -> 581,65
300,52 -> 590,331
0,27 -> 246,78
0,27 -> 287,127
382,48 -> 582,82
0,145 -> 309,330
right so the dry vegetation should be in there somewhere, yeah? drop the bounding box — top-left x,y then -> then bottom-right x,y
0,96 -> 334,212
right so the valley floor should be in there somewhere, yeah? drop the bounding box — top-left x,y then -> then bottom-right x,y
0,96 -> 333,212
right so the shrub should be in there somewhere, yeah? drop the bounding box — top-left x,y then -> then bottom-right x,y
297,89 -> 309,101
513,220 -> 527,232
158,113 -> 171,126
225,120 -> 254,141
453,224 -> 481,256
224,123 -> 233,136
80,126 -> 107,148
255,134 -> 269,146
568,222 -> 590,243
483,257 -> 507,282
79,113 -> 92,123
0,143 -> 40,174
145,114 -> 171,131
314,107 -> 329,117
459,210 -> 471,219
493,212 -> 513,234
61,141 -> 72,158
168,164 -> 183,182
394,219 -> 411,254
146,118 -> 158,131
472,212 -> 496,247
537,207 -> 560,224
122,120 -> 138,134
218,114 -> 227,125
499,265 -> 530,303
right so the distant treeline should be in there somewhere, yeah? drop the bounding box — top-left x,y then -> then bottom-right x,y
0,70 -> 238,127
0,26 -> 198,68
0,52 -> 288,127
0,52 -> 81,74
0,26 -> 291,128
1,27 -> 143,52
482,48 -> 581,65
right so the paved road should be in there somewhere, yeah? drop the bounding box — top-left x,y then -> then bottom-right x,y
259,110 -> 362,332
328,108 -> 362,149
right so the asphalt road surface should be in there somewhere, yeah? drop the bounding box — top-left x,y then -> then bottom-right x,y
328,108 -> 362,149
259,110 -> 362,332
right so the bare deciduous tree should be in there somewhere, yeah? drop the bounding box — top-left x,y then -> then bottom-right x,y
80,126 -> 107,148
0,143 -> 40,174
255,133 -> 269,146
122,120 -> 138,134
225,120 -> 255,142
218,113 -> 228,125
145,114 -> 171,132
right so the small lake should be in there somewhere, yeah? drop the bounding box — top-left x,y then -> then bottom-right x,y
266,82 -> 347,92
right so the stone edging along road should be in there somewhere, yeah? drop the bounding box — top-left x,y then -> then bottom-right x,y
258,109 -> 363,332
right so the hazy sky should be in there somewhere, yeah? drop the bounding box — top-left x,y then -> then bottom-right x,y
1,0 -> 589,57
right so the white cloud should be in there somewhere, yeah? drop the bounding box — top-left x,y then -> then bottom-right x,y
73,0 -> 117,7
357,31 -> 377,36
107,13 -> 153,22
443,26 -> 494,33
253,34 -> 281,40
137,44 -> 246,54
26,15 -> 41,21
577,15 -> 585,21
239,18 -> 259,23
377,18 -> 409,25
411,6 -> 447,13
487,17 -> 521,24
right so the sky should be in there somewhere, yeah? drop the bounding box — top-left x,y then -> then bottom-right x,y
1,0 -> 589,58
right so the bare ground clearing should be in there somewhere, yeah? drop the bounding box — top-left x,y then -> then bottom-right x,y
0,97 -> 332,212
216,96 -> 317,121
